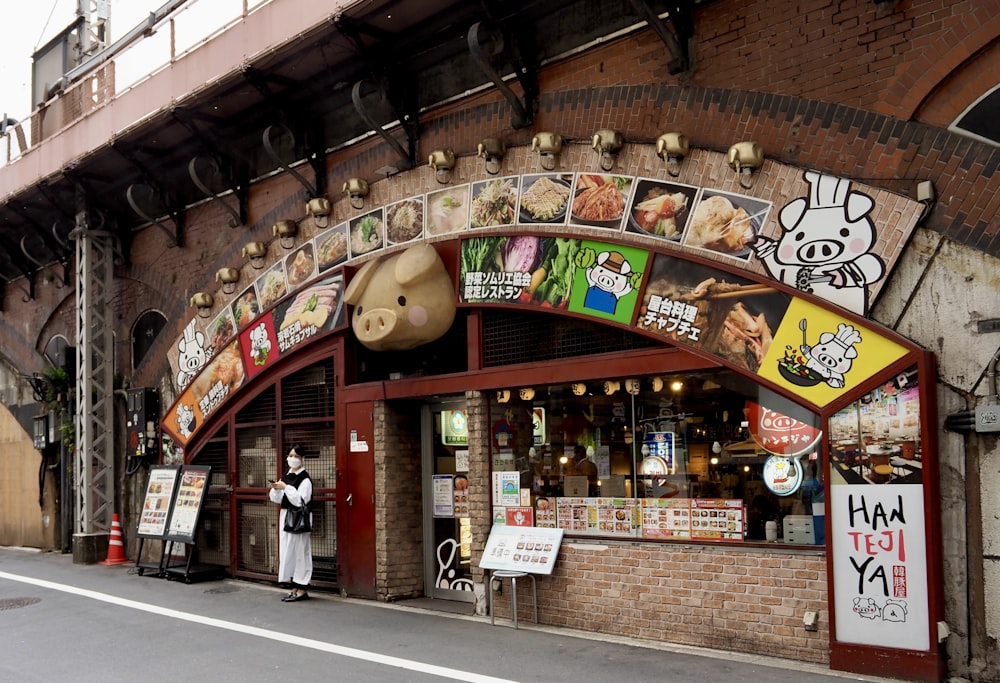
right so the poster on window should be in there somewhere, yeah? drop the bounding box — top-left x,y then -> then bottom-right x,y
831,484 -> 929,651
433,474 -> 455,517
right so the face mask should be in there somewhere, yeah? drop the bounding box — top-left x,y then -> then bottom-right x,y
286,456 -> 302,470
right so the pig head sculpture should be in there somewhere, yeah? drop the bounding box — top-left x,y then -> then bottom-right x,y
343,243 -> 457,351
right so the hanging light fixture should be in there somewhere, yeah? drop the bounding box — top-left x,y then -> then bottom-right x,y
242,241 -> 267,269
477,138 -> 505,175
655,132 -> 689,177
215,267 -> 240,294
343,177 -> 370,210
306,197 -> 332,228
190,292 -> 214,318
428,149 -> 456,184
591,128 -> 624,172
727,141 -> 764,189
531,132 -> 562,170
272,220 -> 298,249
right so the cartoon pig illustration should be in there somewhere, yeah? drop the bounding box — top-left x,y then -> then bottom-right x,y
753,171 -> 884,314
343,243 -> 456,351
802,323 -> 862,389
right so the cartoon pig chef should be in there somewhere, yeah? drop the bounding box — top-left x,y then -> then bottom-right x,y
753,171 -> 884,314
801,322 -> 862,389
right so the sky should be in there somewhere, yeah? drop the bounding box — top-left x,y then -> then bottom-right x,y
0,0 -> 238,122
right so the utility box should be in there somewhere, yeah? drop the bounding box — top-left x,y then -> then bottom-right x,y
975,405 -> 1000,433
782,515 -> 817,545
126,388 -> 160,458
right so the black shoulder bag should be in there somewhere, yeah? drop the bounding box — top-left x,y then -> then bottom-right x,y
284,501 -> 311,534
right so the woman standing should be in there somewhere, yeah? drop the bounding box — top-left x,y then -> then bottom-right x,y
269,444 -> 313,602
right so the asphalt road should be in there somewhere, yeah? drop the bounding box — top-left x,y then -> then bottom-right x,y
0,548 -> 909,683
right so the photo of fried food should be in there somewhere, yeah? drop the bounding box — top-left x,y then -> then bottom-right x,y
520,176 -> 570,222
686,194 -> 758,255
316,226 -> 348,268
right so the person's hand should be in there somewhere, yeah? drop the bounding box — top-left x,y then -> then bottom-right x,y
271,481 -> 286,490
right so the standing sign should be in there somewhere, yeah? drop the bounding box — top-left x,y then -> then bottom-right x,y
137,466 -> 180,538
164,466 -> 211,544
480,525 -> 563,574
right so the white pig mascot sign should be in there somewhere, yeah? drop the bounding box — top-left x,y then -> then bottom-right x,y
344,243 -> 456,351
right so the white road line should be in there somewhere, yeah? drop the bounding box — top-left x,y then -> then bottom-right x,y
0,570 -> 517,683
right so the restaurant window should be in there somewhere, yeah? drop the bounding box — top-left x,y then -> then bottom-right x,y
489,369 -> 823,545
829,365 -> 921,485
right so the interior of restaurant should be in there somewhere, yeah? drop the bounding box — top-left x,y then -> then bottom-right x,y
488,369 -> 826,543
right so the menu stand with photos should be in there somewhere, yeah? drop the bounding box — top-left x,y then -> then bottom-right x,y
480,524 -> 564,629
162,466 -> 224,583
135,465 -> 181,577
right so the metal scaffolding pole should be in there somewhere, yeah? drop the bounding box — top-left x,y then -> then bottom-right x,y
72,207 -> 115,561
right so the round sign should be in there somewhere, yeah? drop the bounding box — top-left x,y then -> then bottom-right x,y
762,455 -> 803,497
746,401 -> 822,457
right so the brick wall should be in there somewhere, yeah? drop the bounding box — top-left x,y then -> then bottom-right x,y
374,400 -> 424,600
490,541 -> 830,663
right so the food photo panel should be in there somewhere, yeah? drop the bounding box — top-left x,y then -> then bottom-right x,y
468,176 -> 519,228
348,208 -> 385,258
314,221 -> 349,273
567,173 -> 633,231
682,190 -> 772,261
231,284 -> 261,329
625,178 -> 699,241
425,184 -> 471,236
207,308 -> 237,356
517,173 -> 573,226
385,196 -> 424,245
284,241 -> 317,291
255,260 -> 288,311
635,253 -> 791,374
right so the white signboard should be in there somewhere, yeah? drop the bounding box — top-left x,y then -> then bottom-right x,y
433,474 -> 455,517
493,471 -> 520,506
479,525 -> 564,574
831,484 -> 929,651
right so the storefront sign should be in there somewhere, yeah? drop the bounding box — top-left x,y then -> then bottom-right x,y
762,455 -> 803,496
532,407 -> 546,446
690,498 -> 744,541
137,466 -> 180,538
164,466 -> 211,544
747,401 -> 822,456
506,506 -> 533,527
441,409 -> 468,446
480,525 -> 564,575
642,498 -> 692,539
831,485 -> 929,651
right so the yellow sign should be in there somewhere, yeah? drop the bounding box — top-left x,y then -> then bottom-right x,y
757,298 -> 907,407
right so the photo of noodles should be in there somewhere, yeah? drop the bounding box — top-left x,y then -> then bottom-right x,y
386,198 -> 424,244
426,185 -> 471,235
349,211 -> 383,256
684,193 -> 769,257
470,177 -> 517,227
256,265 -> 287,310
316,225 -> 348,269
285,243 -> 315,287
231,288 -> 260,328
570,174 -> 629,227
519,175 -> 571,222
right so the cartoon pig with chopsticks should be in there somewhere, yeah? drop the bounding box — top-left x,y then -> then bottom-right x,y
753,171 -> 884,314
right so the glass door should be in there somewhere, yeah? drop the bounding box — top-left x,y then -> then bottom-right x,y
422,400 -> 475,601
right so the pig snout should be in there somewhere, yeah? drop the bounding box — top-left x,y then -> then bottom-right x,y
355,307 -> 399,342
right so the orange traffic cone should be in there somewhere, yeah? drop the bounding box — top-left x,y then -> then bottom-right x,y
100,513 -> 129,565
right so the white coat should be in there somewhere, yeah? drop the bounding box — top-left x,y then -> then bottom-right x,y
269,472 -> 313,586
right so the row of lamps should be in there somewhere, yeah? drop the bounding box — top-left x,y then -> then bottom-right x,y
420,131 -> 763,188
495,376 -> 684,402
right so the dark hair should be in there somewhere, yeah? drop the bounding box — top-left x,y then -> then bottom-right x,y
288,443 -> 304,457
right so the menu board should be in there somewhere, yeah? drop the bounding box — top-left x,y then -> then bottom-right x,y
642,498 -> 692,539
690,498 -> 744,541
137,466 -> 180,539
480,525 -> 563,575
556,497 -> 641,537
164,466 -> 212,544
